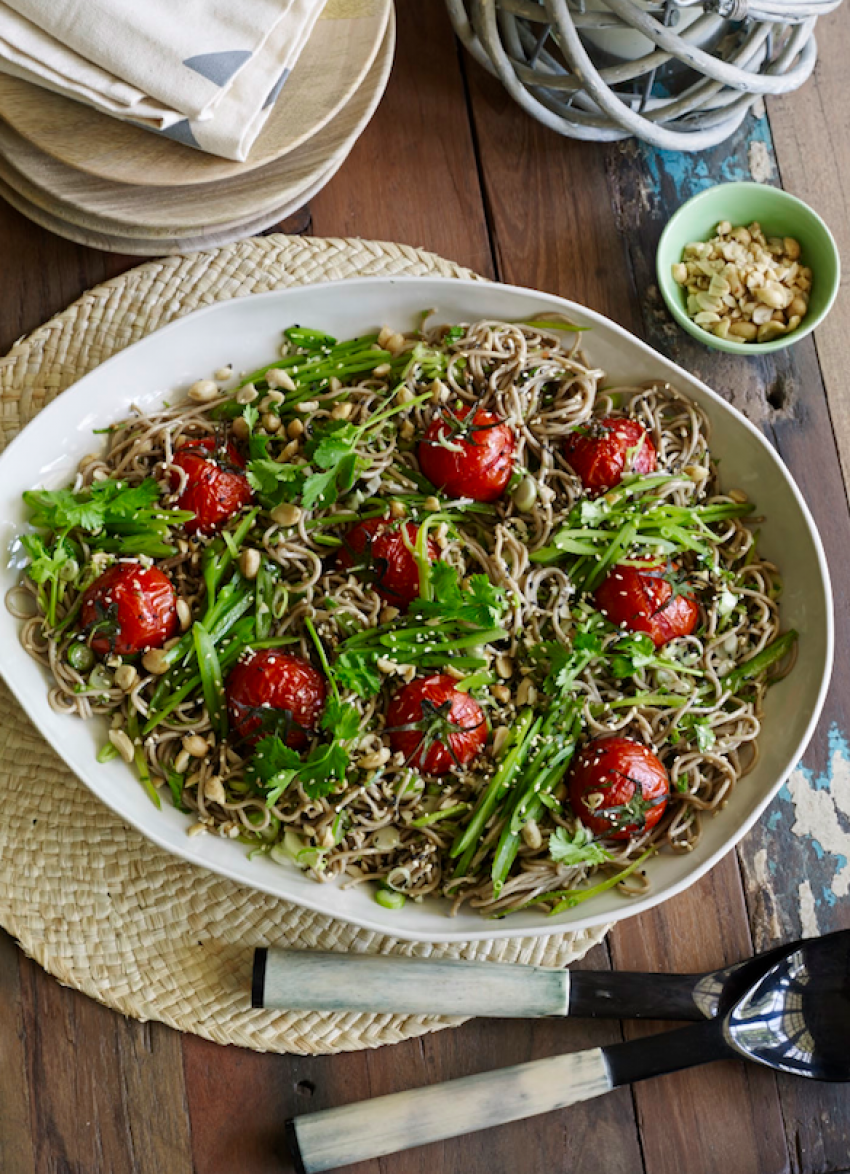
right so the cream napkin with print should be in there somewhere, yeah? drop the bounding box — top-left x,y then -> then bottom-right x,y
0,0 -> 326,160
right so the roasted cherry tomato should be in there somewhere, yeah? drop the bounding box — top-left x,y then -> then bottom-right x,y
594,561 -> 699,648
385,674 -> 487,775
336,518 -> 439,611
79,562 -> 178,657
226,650 -> 326,750
170,435 -> 253,535
563,416 -> 656,494
569,736 -> 669,840
418,404 -> 516,503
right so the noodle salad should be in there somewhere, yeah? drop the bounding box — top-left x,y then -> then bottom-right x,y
8,317 -> 797,918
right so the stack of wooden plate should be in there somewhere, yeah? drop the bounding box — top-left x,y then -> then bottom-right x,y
0,0 -> 393,254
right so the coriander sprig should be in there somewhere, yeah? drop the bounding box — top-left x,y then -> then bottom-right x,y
246,389 -> 432,512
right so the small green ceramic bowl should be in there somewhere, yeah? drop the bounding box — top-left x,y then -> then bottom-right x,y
656,181 -> 840,355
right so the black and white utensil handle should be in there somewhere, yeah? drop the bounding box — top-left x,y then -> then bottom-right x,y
286,1021 -> 729,1173
253,948 -> 710,1020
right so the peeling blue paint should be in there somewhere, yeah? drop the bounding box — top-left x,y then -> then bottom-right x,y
828,724 -> 850,760
639,111 -> 776,204
753,723 -> 850,918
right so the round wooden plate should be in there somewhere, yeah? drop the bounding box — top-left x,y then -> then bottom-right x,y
0,17 -> 394,235
0,0 -> 390,187
0,153 -> 342,254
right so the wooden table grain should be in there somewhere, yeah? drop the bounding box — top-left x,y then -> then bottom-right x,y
1,4 -> 849,1172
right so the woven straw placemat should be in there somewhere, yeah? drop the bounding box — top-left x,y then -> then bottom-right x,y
0,235 -> 609,1055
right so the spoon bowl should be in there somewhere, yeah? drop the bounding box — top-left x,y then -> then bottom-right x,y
727,931 -> 850,1081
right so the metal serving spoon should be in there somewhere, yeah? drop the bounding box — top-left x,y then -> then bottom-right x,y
253,931 -> 836,1022
285,931 -> 850,1173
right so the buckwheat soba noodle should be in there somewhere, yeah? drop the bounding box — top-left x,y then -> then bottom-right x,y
8,316 -> 796,917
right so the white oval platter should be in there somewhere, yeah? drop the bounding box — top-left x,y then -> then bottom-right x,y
0,277 -> 833,943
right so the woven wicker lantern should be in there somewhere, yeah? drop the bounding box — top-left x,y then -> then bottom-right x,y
446,0 -> 842,150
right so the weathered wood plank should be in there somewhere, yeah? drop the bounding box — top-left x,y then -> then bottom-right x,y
0,196 -> 134,356
605,102 -> 850,1174
464,53 -> 788,1174
309,0 -> 494,278
461,54 -> 639,328
0,932 -> 36,1174
768,9 -> 850,503
17,951 -> 194,1173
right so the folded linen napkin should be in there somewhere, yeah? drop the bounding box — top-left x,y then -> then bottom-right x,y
0,0 -> 326,160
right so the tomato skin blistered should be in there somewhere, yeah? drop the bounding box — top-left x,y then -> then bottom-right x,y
569,736 -> 669,839
594,561 -> 699,648
337,518 -> 438,610
226,650 -> 326,750
418,405 -> 515,503
564,416 -> 656,494
79,563 -> 178,656
385,674 -> 487,775
171,436 -> 253,535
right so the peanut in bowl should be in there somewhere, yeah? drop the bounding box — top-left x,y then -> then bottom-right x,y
656,182 -> 840,355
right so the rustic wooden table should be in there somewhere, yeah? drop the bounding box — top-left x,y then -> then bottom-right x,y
1,4 -> 848,1172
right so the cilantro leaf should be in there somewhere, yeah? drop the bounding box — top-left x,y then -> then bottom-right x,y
334,650 -> 383,698
246,734 -> 301,789
301,466 -> 341,511
463,575 -> 508,627
306,421 -> 360,470
418,562 -> 507,627
299,421 -> 365,510
20,533 -> 76,584
676,713 -> 716,752
247,697 -> 361,803
246,732 -> 349,802
23,477 -> 190,541
549,826 -> 611,867
95,479 -> 161,519
538,620 -> 604,696
320,697 -> 361,741
428,561 -> 462,608
609,632 -> 656,679
298,742 -> 350,799
573,629 -> 605,655
246,459 -> 304,506
24,487 -> 105,531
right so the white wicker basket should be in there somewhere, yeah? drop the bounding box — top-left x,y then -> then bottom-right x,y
446,0 -> 841,150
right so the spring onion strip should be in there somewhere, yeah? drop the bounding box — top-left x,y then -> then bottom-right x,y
192,621 -> 227,739
491,706 -> 581,894
584,521 -> 638,593
304,617 -> 339,702
451,710 -> 537,865
410,803 -> 469,828
721,630 -> 798,692
523,847 -> 655,914
127,707 -> 160,809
